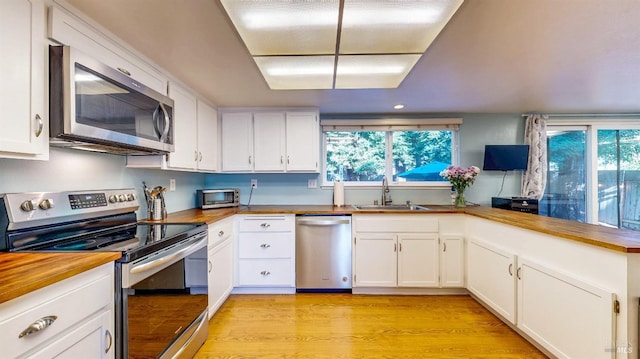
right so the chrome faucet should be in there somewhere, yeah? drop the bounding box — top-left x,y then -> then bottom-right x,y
381,177 -> 392,206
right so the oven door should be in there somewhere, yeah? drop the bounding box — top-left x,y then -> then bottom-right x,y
118,233 -> 208,359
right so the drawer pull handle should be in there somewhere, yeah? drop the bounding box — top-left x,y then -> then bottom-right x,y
117,67 -> 131,76
260,223 -> 271,228
508,263 -> 513,276
105,329 -> 113,354
208,260 -> 213,272
260,270 -> 271,276
516,267 -> 522,280
19,315 -> 57,338
260,243 -> 271,248
218,230 -> 224,237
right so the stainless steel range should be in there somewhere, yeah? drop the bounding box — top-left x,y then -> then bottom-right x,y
0,189 -> 209,359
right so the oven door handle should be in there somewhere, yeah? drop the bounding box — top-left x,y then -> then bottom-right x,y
130,235 -> 206,275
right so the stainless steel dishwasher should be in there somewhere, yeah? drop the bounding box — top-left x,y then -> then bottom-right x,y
295,215 -> 352,292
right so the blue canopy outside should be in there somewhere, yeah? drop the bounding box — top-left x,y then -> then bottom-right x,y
397,161 -> 450,181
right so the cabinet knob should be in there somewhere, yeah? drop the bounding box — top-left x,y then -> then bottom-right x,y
18,315 -> 57,338
218,230 -> 224,237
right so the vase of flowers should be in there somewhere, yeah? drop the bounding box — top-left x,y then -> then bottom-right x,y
439,165 -> 480,208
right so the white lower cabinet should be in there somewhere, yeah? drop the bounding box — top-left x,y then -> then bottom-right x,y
208,217 -> 234,318
234,215 -> 295,292
467,236 -> 518,324
516,257 -> 616,359
0,263 -> 115,358
353,215 -> 463,289
466,218 -> 619,359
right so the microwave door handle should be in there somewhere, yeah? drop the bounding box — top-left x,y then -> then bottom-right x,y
158,103 -> 170,142
152,105 -> 163,139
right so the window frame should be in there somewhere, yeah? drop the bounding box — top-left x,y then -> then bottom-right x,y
321,118 -> 462,188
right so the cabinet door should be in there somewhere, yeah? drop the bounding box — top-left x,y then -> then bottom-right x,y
26,309 -> 113,359
517,258 -> 616,359
167,82 -> 198,170
0,0 -> 48,159
440,235 -> 465,287
254,112 -> 286,172
208,239 -> 233,319
467,236 -> 517,324
397,233 -> 439,287
354,234 -> 397,287
196,100 -> 219,172
221,113 -> 253,172
285,112 -> 318,172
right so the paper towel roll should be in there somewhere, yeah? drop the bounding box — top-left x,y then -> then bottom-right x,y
333,181 -> 345,207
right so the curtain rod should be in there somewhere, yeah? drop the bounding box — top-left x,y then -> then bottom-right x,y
521,113 -> 640,118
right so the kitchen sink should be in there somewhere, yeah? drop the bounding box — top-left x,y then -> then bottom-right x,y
351,204 -> 431,211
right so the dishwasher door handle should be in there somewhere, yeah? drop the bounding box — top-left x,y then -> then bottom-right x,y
297,218 -> 350,226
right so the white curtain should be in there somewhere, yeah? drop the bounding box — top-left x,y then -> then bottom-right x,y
521,114 -> 548,199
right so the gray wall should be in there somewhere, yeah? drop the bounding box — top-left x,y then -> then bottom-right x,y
205,113 -> 526,207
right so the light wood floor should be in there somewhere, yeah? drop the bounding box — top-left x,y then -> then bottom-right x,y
194,294 -> 548,358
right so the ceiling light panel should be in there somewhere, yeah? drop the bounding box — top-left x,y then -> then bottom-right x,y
339,0 -> 464,54
254,56 -> 335,89
220,0 -> 340,55
335,54 -> 421,89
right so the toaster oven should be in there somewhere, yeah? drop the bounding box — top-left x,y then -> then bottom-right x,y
196,189 -> 240,209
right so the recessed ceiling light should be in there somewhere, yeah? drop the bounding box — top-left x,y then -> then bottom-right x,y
394,104 -> 405,110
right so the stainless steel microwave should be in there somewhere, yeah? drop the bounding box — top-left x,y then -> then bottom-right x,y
49,45 -> 174,155
196,189 -> 240,209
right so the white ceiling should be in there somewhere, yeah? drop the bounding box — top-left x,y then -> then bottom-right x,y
64,0 -> 640,114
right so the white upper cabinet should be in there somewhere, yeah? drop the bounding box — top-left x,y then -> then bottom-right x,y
221,112 -> 254,172
0,0 -> 48,160
285,112 -> 319,172
167,82 -> 198,170
220,109 -> 319,173
196,100 -> 219,172
254,112 -> 286,172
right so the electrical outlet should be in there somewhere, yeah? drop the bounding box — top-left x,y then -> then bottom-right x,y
169,179 -> 176,191
251,179 -> 258,188
308,179 -> 317,188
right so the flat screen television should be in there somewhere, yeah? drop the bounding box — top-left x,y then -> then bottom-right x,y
482,145 -> 530,171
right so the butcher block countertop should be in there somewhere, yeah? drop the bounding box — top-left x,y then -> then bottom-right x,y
162,204 -> 640,253
0,252 -> 120,305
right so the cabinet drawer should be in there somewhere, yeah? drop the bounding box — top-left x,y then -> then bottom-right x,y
238,233 -> 293,259
209,218 -> 234,248
0,265 -> 113,358
238,259 -> 294,286
238,215 -> 293,232
354,215 -> 439,233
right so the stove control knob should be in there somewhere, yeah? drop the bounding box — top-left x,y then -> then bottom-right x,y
126,193 -> 136,201
108,195 -> 118,203
20,199 -> 38,212
39,198 -> 54,210
118,194 -> 127,202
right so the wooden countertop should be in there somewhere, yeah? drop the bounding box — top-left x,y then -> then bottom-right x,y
161,204 -> 640,253
0,252 -> 121,305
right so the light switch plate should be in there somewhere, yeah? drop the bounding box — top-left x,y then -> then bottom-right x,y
308,179 -> 317,188
169,179 -> 176,191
